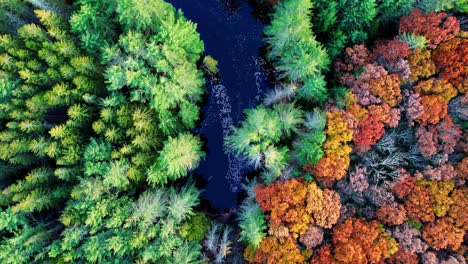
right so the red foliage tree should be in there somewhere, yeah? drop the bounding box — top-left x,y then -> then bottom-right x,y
310,244 -> 334,264
399,8 -> 460,48
388,249 -> 419,264
373,39 -> 411,62
335,44 -> 371,73
353,114 -> 385,154
392,169 -> 417,199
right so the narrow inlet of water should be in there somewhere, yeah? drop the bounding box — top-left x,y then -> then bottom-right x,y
166,0 -> 272,209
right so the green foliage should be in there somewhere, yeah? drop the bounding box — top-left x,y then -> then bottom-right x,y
238,200 -> 267,249
202,55 -> 219,75
416,0 -> 468,13
148,133 -> 204,186
377,0 -> 416,23
0,0 -> 210,262
273,103 -> 304,137
179,212 -> 211,242
294,130 -> 326,166
51,182 -> 202,263
312,0 -> 379,60
265,0 -> 329,103
399,32 -> 428,50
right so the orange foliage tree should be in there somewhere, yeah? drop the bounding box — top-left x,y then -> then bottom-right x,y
376,203 -> 408,226
448,188 -> 468,231
422,218 -> 464,251
408,49 -> 436,81
254,179 -> 311,238
404,184 -> 435,223
253,236 -> 305,264
254,179 -> 341,239
414,78 -> 458,102
369,74 -> 401,107
330,218 -> 398,263
432,37 -> 468,93
312,110 -> 353,181
456,157 -> 468,180
417,95 -> 447,125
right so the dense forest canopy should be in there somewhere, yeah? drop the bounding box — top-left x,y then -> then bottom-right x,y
0,0 -> 466,263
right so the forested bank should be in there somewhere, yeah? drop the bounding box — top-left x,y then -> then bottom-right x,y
0,0 -> 224,262
229,0 -> 467,263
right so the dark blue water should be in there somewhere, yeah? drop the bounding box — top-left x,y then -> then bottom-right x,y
167,0 -> 270,209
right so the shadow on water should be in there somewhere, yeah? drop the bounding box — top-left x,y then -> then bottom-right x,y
166,0 -> 273,210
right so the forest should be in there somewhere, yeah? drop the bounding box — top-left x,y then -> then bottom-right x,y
0,0 -> 466,263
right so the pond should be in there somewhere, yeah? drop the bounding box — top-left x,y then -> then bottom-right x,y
166,0 -> 271,209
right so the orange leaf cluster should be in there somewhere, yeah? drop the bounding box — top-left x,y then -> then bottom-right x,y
367,103 -> 400,128
408,49 -> 436,81
448,188 -> 468,231
376,203 -> 408,226
456,157 -> 468,180
313,110 -> 353,181
369,74 -> 401,107
254,179 -> 311,238
404,184 -> 435,223
253,236 -> 305,264
388,249 -> 418,264
255,179 -> 341,239
420,180 -> 454,217
311,189 -> 341,229
432,37 -> 468,93
399,8 -> 460,48
310,244 -> 334,264
416,95 -> 447,125
414,78 -> 457,102
422,218 -> 464,251
405,180 -> 455,222
346,102 -> 368,123
331,218 -> 398,264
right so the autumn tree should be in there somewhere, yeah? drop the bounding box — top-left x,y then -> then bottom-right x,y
399,8 -> 460,48
422,218 -> 464,251
432,37 -> 468,93
331,218 -> 398,263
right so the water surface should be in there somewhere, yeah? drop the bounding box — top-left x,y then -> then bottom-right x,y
167,0 -> 271,209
